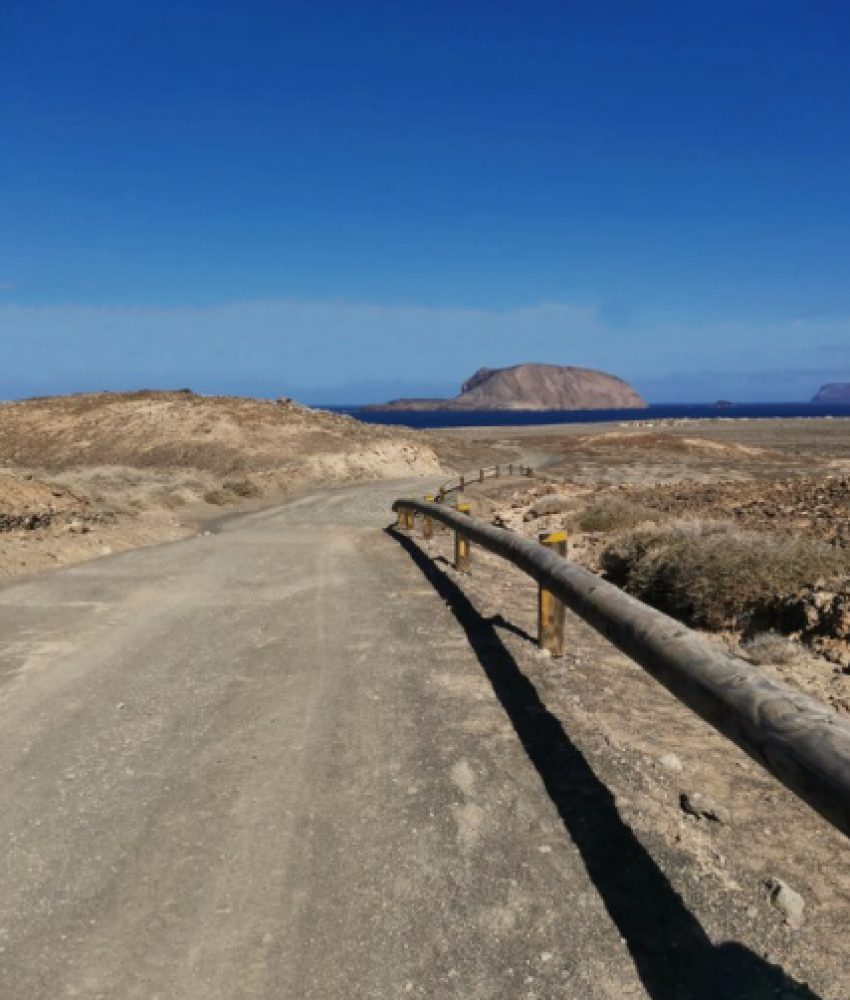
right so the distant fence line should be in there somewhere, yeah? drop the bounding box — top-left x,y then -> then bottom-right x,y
392,494 -> 850,840
435,463 -> 532,501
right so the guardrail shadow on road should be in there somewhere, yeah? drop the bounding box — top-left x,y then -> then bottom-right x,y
388,526 -> 820,1000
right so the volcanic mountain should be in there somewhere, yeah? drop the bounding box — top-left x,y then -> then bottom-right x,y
365,364 -> 647,411
812,383 -> 850,403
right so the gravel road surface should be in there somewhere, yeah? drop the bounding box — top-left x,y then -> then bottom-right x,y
0,479 -> 814,999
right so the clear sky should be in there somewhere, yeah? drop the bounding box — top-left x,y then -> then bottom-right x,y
2,1 -> 849,403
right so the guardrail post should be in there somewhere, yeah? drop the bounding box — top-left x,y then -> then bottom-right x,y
495,465 -> 500,478
422,496 -> 434,540
508,463 -> 513,476
459,474 -> 465,489
454,502 -> 472,571
479,468 -> 484,483
538,530 -> 567,656
398,502 -> 414,531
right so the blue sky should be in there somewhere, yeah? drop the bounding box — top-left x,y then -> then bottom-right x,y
2,1 -> 849,403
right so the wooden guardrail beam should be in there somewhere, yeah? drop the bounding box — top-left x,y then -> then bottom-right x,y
391,498 -> 850,838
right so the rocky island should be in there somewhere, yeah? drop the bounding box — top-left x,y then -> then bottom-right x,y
812,383 -> 850,403
365,363 -> 647,411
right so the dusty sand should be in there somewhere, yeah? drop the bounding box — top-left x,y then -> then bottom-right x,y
0,391 -> 451,583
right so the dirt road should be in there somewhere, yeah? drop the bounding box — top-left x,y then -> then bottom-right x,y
0,480 -> 821,999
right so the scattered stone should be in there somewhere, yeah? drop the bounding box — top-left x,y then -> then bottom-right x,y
758,584 -> 850,669
766,877 -> 805,929
679,791 -> 731,825
659,753 -> 683,773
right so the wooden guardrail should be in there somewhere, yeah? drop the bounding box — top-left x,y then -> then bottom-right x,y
436,463 -> 533,501
391,497 -> 850,839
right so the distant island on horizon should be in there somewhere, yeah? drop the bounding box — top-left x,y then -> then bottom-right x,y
812,383 -> 850,404
361,363 -> 648,412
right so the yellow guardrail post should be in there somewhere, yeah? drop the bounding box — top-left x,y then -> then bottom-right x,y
454,502 -> 471,571
399,501 -> 414,531
538,530 -> 568,656
422,496 -> 434,540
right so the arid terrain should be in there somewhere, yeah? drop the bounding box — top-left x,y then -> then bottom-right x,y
442,417 -> 850,701
411,508 -> 850,997
0,390 -> 452,582
405,417 -> 850,994
1,399 -> 849,996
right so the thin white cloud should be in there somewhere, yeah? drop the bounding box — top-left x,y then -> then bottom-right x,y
0,297 -> 848,402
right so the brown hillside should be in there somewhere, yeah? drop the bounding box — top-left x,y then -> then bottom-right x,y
366,363 -> 647,411
0,390 -> 441,478
457,364 -> 647,409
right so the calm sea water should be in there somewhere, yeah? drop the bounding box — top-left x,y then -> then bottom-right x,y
330,402 -> 850,430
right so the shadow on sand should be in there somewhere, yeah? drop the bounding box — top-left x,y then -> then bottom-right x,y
388,526 -> 819,1000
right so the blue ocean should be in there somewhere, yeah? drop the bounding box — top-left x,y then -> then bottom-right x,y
331,403 -> 850,430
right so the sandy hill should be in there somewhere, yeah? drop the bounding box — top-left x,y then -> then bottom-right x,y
0,390 -> 440,480
0,390 -> 444,582
365,363 -> 647,411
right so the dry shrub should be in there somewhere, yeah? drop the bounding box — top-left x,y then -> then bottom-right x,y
203,489 -> 235,506
741,632 -> 804,666
222,478 -> 261,498
601,520 -> 849,630
578,499 -> 664,533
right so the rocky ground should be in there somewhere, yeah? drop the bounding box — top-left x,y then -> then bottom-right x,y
404,418 -> 850,996
611,474 -> 850,548
440,418 -> 850,715
410,519 -> 850,997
